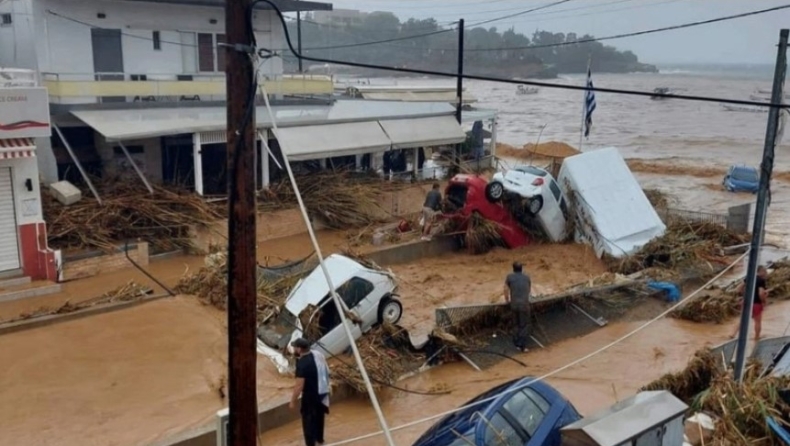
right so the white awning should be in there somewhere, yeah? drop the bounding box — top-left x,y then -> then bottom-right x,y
274,121 -> 392,161
379,116 -> 466,149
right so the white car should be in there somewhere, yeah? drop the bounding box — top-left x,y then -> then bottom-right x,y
485,165 -> 569,242
257,254 -> 403,373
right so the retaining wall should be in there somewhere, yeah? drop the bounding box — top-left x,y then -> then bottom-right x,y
60,242 -> 149,281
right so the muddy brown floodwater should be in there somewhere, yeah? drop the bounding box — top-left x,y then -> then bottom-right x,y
261,298 -> 790,446
0,296 -> 290,446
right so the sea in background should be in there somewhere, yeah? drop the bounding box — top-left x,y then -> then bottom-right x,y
338,64 -> 790,245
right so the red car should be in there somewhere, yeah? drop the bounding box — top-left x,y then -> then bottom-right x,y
442,174 -> 530,249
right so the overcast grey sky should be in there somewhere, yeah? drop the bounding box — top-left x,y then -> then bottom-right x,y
311,0 -> 790,65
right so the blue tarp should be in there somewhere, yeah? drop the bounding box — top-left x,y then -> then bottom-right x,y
647,281 -> 681,302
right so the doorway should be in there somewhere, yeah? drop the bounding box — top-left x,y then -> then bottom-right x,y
91,28 -> 125,103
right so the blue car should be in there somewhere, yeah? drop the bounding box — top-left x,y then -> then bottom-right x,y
412,377 -> 581,446
723,165 -> 759,193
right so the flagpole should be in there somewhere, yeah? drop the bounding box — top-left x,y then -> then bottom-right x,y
579,56 -> 591,151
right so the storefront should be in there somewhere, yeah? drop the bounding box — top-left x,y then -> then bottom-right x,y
0,87 -> 59,280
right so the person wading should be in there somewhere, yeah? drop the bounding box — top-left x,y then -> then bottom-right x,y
504,261 -> 532,353
290,338 -> 330,446
421,182 -> 443,241
730,265 -> 769,340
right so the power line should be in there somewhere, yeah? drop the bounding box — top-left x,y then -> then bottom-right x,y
321,253 -> 749,445
463,2 -> 790,52
467,0 -> 573,28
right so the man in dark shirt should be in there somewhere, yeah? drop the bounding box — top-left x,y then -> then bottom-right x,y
290,338 -> 327,446
504,262 -> 532,353
730,265 -> 769,340
421,182 -> 443,241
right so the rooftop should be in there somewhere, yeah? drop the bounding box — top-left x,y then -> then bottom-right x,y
71,99 -> 458,140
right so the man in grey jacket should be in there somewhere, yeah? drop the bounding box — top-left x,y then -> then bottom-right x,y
504,262 -> 532,353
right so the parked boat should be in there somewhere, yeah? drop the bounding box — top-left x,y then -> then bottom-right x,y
516,85 -> 539,95
650,87 -> 671,100
722,104 -> 768,113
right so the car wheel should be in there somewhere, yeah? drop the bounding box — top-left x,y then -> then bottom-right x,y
378,298 -> 403,325
485,181 -> 504,202
527,196 -> 544,215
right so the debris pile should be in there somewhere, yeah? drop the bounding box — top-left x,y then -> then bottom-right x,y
174,250 -> 308,321
671,288 -> 739,323
3,281 -> 152,324
329,323 -> 420,393
42,180 -> 220,252
463,213 -> 505,255
266,172 -> 390,228
608,219 -> 748,277
643,348 -> 790,445
672,259 -> 790,323
643,188 -> 670,209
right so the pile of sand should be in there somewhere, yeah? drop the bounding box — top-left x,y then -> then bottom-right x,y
524,141 -> 580,159
496,141 -> 580,160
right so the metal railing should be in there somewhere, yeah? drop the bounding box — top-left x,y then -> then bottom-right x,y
658,207 -> 729,227
40,71 -> 334,104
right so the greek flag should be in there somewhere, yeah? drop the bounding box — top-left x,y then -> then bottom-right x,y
584,67 -> 596,138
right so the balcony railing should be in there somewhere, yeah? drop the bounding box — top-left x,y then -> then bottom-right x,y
40,72 -> 334,104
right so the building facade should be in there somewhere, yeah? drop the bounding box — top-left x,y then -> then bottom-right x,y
0,0 -> 334,185
0,79 -> 59,281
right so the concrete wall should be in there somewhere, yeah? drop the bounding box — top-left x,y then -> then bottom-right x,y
0,156 -> 44,225
27,0 -> 283,78
61,242 -> 149,281
0,0 -> 38,70
192,208 -> 327,253
95,134 -> 164,182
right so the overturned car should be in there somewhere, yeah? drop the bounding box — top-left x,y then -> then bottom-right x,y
257,254 -> 403,374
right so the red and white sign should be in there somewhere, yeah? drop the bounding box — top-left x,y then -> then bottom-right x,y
0,87 -> 51,138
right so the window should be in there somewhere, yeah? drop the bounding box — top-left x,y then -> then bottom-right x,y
337,277 -> 374,309
197,33 -> 227,72
502,389 -> 548,438
1,13 -> 11,25
515,166 -> 547,176
152,31 -> 161,50
482,413 -> 522,446
549,180 -> 562,202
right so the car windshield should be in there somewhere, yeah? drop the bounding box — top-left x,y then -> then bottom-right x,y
514,166 -> 548,177
259,309 -> 298,349
732,167 -> 758,182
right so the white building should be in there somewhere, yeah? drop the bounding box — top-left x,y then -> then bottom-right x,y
0,0 -> 466,199
0,75 -> 59,281
311,8 -> 367,26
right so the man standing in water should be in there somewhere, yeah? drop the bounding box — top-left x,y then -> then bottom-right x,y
504,261 -> 532,353
421,182 -> 443,241
730,265 -> 769,340
290,338 -> 330,446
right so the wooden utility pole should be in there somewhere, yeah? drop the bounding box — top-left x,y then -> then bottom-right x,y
453,18 -> 464,176
733,28 -> 788,382
225,0 -> 258,443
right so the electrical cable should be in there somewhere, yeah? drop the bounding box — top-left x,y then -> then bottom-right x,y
466,0 -> 573,28
250,3 -> 397,441
267,1 -> 789,108
323,251 -> 749,445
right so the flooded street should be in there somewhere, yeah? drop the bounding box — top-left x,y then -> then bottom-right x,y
3,71 -> 790,446
260,300 -> 790,446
